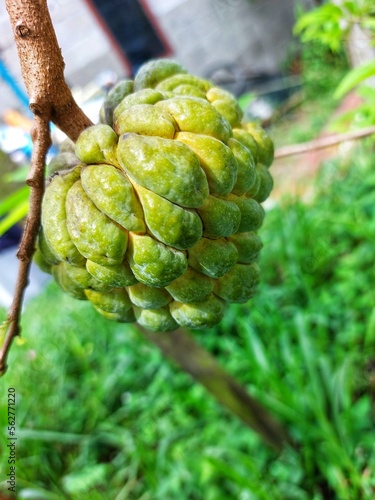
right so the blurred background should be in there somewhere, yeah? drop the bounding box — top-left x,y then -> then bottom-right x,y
1,0 -> 375,498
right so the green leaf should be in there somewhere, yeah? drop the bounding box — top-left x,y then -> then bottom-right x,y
294,4 -> 343,35
343,1 -> 360,15
334,60 -> 375,99
0,198 -> 29,237
362,18 -> 375,30
0,185 -> 29,218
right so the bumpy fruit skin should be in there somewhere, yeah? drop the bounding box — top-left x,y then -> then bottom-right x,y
36,58 -> 275,331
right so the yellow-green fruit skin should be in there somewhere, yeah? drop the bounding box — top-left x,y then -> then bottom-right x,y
100,79 -> 134,127
75,124 -> 119,166
169,294 -> 226,329
127,233 -> 188,288
38,58 -> 274,332
80,164 -> 145,233
134,306 -> 178,332
175,132 -> 237,196
41,167 -> 85,266
128,283 -> 172,309
214,263 -> 261,303
165,267 -> 214,303
117,133 -> 209,208
86,260 -> 137,288
85,288 -> 132,314
65,180 -> 128,267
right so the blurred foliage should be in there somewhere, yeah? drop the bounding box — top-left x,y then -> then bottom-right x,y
1,140 -> 374,499
294,0 -> 375,53
294,0 -> 375,130
270,38 -> 348,147
0,156 -> 29,238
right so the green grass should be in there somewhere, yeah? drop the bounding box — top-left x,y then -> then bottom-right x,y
1,141 -> 375,499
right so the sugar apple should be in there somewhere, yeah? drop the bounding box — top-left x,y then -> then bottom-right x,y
35,59 -> 274,332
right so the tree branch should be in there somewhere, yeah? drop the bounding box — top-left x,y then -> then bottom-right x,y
5,0 -> 93,141
0,116 -> 51,376
274,125 -> 375,159
1,0 -> 93,375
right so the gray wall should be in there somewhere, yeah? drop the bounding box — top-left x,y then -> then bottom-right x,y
149,0 -> 307,76
0,0 -> 313,115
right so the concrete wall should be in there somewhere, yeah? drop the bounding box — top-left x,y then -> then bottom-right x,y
0,0 -> 313,115
147,0 -> 312,77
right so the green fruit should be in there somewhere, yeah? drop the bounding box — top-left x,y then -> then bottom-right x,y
135,184 -> 202,250
127,233 -> 187,287
165,84 -> 207,99
59,137 -> 76,154
95,307 -> 135,323
169,294 -> 226,329
197,195 -> 240,238
165,267 -> 214,303
66,180 -> 128,266
214,263 -> 260,303
100,79 -> 134,127
115,104 -> 177,138
117,133 -> 209,208
61,261 -> 111,292
232,128 -> 259,163
228,232 -> 263,263
134,59 -> 187,91
228,137 -> 256,195
156,97 -> 232,143
86,259 -> 137,288
206,87 -> 243,127
128,283 -> 172,309
42,167 -> 85,265
33,248 -> 52,274
85,288 -> 132,314
113,88 -> 164,122
225,194 -> 265,232
75,124 -> 119,166
37,228 -> 59,266
188,238 -> 238,278
134,306 -> 178,332
175,132 -> 237,196
80,164 -> 146,232
156,74 -> 212,93
245,169 -> 261,199
253,164 -> 274,203
52,263 -> 87,300
47,151 -> 81,176
38,58 -> 275,331
243,122 -> 274,168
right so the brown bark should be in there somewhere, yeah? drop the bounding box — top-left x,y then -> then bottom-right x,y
0,115 -> 50,376
274,125 -> 375,159
1,0 -> 93,374
5,0 -> 92,141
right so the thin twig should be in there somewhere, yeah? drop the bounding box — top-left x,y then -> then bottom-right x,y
274,125 -> 375,159
1,0 -> 93,376
0,115 -> 51,376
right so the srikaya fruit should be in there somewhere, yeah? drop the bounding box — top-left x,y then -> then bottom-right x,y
35,59 -> 274,331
